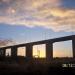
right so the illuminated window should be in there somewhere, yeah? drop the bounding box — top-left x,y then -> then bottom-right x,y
33,44 -> 46,58
53,40 -> 73,58
6,48 -> 11,56
17,47 -> 26,57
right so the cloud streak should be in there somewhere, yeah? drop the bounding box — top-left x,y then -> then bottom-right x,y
0,0 -> 75,32
0,38 -> 16,47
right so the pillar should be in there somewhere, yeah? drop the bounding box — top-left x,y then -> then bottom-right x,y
11,46 -> 17,57
46,43 -> 53,60
2,49 -> 5,56
26,44 -> 32,59
72,39 -> 75,58
0,48 -> 5,56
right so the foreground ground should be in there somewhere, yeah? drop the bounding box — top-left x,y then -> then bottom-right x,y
0,57 -> 75,75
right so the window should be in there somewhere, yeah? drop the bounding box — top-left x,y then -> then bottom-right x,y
6,48 -> 11,56
33,44 -> 46,58
53,40 -> 73,58
17,47 -> 26,57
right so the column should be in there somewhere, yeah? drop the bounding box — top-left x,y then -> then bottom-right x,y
72,39 -> 75,58
26,44 -> 32,59
11,46 -> 17,57
2,49 -> 5,56
46,43 -> 53,60
0,48 -> 5,56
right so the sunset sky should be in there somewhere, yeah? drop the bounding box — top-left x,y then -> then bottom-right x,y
0,0 -> 75,57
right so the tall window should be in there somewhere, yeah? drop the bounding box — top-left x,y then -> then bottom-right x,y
17,47 -> 26,57
6,48 -> 11,56
33,44 -> 46,58
53,40 -> 73,58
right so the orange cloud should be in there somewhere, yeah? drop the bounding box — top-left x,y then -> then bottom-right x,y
0,0 -> 75,32
0,39 -> 16,47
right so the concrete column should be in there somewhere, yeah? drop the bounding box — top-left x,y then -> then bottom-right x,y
0,49 -> 5,56
46,43 -> 53,60
72,39 -> 75,58
26,45 -> 32,59
11,46 -> 17,57
2,49 -> 5,56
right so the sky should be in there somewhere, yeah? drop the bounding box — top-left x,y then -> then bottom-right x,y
0,0 -> 75,57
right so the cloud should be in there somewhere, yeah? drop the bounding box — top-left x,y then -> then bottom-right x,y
0,38 -> 16,47
0,0 -> 75,32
